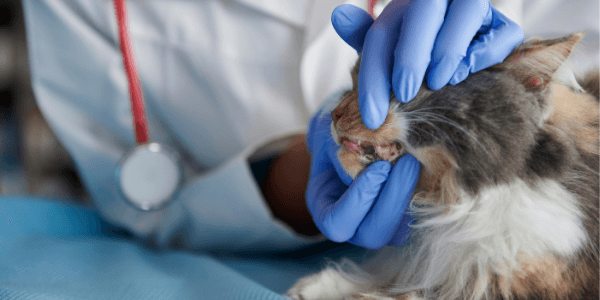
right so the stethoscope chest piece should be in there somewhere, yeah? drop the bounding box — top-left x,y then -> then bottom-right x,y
117,143 -> 183,211
113,0 -> 185,211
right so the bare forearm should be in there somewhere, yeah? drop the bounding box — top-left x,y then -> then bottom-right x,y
260,134 -> 319,236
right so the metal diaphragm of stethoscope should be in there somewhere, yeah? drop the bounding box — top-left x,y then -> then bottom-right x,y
113,0 -> 183,211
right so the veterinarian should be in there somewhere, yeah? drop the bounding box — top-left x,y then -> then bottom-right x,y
18,0 -> 526,251
2,0 -> 596,298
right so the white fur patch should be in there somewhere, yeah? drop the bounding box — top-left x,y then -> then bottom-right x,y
389,178 -> 586,299
387,100 -> 409,141
413,178 -> 587,258
287,268 -> 367,300
471,179 -> 586,256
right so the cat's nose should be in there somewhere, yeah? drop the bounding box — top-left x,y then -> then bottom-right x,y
331,105 -> 344,123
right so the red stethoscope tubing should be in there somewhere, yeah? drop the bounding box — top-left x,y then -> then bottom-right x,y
114,0 -> 374,145
113,0 -> 149,145
368,0 -> 378,18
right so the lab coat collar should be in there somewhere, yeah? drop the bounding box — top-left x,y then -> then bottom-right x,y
234,0 -> 310,27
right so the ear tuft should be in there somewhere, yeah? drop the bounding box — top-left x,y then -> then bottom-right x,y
500,33 -> 584,90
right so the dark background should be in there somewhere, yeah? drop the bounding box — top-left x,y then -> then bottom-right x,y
0,0 -> 88,202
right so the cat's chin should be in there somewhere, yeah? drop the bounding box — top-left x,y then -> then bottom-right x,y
333,134 -> 403,179
337,148 -> 366,179
337,144 -> 404,180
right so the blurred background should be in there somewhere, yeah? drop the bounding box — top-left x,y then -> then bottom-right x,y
0,0 -> 88,202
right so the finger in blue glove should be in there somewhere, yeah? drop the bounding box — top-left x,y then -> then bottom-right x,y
331,4 -> 374,53
307,161 -> 391,243
447,6 -> 524,85
332,0 -> 523,130
349,154 -> 420,249
358,0 -> 411,130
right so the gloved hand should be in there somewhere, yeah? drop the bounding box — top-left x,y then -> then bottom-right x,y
305,107 -> 420,249
331,0 -> 524,129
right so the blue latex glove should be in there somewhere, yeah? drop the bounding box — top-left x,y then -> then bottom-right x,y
306,108 -> 421,250
332,0 -> 524,129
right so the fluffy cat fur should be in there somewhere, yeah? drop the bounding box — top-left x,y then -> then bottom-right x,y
288,33 -> 599,300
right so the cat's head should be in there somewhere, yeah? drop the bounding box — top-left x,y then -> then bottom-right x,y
331,33 -> 586,204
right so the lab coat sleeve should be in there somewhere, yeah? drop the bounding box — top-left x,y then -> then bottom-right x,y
22,0 -> 170,237
22,0 -> 322,252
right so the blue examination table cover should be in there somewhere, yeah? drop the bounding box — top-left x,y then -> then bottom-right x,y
0,197 -> 368,299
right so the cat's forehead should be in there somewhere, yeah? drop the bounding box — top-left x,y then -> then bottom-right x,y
347,68 -> 527,116
405,70 -> 520,107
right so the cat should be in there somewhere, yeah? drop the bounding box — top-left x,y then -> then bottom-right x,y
287,33 -> 599,300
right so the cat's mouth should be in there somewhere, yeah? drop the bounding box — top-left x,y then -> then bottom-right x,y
339,137 -> 401,162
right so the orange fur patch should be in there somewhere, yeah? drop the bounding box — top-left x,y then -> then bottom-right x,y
548,83 -> 600,155
509,255 -> 569,298
338,147 -> 367,179
493,253 -> 597,300
426,253 -> 592,300
396,292 -> 420,300
350,295 -> 378,300
347,292 -> 421,300
413,146 -> 459,206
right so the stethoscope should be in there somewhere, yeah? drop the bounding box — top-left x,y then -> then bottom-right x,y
111,0 -> 383,211
113,0 -> 183,211
368,0 -> 388,18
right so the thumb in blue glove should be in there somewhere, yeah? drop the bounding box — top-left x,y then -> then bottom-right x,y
332,0 -> 524,129
305,103 -> 420,249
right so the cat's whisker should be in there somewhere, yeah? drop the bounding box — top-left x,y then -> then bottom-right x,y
407,106 -> 456,113
421,115 -> 495,173
408,115 -> 463,161
407,111 -> 493,161
406,114 -> 452,141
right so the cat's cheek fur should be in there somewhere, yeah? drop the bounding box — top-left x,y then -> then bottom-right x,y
338,147 -> 369,179
409,145 -> 460,206
331,121 -> 369,179
332,108 -> 409,179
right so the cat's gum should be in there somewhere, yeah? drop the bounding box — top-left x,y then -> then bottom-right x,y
341,137 -> 400,162
342,139 -> 362,154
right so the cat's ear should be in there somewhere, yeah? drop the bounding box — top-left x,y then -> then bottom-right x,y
499,33 -> 583,90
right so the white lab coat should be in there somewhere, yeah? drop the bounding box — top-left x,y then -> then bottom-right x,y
22,0 -> 598,252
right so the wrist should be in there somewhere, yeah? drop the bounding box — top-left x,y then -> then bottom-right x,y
252,134 -> 319,236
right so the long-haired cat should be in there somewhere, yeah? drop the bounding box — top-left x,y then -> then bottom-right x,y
288,33 -> 599,300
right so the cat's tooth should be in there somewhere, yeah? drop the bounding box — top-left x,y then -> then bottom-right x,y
357,140 -> 362,145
